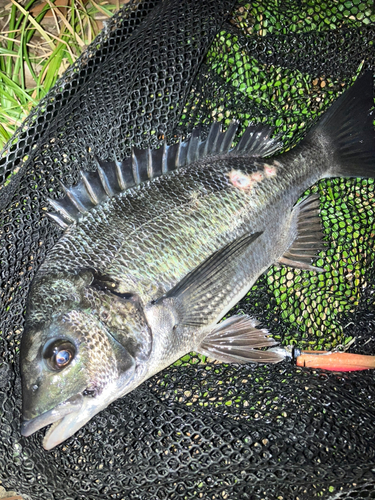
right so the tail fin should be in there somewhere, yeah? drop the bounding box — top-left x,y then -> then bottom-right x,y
307,72 -> 375,178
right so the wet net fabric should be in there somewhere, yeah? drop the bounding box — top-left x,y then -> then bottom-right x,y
1,0 -> 375,498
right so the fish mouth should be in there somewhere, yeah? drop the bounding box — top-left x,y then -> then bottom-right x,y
21,387 -> 134,450
21,392 -> 106,450
21,365 -> 141,450
21,394 -> 84,440
21,392 -> 110,450
41,399 -> 98,450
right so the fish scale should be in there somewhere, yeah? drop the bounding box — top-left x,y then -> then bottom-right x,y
46,156 -> 288,296
20,73 -> 375,450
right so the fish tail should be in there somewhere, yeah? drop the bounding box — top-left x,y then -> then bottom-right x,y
308,72 -> 375,179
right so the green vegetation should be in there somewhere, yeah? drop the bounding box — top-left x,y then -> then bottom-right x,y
0,0 -> 118,149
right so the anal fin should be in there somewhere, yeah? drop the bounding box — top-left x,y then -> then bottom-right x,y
279,193 -> 325,272
198,315 -> 283,364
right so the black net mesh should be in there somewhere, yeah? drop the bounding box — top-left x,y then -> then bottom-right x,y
1,0 -> 375,498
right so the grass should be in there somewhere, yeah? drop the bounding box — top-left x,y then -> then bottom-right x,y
0,0 -> 121,150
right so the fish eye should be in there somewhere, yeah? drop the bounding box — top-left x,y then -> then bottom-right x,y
43,340 -> 76,371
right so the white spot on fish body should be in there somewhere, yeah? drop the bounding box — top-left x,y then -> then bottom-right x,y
227,170 -> 255,192
250,171 -> 264,182
188,190 -> 201,208
228,165 -> 275,192
263,163 -> 278,178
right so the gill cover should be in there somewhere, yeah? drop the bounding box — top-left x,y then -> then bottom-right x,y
21,269 -> 152,447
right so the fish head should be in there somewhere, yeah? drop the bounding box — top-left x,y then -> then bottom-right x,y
21,269 -> 152,449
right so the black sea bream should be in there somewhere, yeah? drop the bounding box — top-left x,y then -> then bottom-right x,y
21,73 -> 375,449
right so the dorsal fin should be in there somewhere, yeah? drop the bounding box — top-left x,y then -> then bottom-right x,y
47,121 -> 283,228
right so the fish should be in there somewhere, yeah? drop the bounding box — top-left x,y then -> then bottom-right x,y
20,72 -> 375,450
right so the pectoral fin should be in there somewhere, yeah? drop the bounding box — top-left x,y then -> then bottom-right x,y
279,193 -> 326,272
198,315 -> 283,364
163,232 -> 262,327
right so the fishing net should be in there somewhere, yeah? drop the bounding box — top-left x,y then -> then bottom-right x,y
1,0 -> 375,498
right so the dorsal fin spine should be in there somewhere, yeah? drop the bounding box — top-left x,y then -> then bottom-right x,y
175,141 -> 183,168
80,171 -> 99,205
161,141 -> 168,174
187,128 -> 200,164
93,156 -> 113,197
66,189 -> 88,214
114,157 -> 127,190
46,212 -> 69,229
48,198 -> 76,223
204,122 -> 220,156
58,180 -> 69,195
96,163 -> 114,197
47,120 -> 283,228
131,148 -> 140,184
147,148 -> 153,179
235,126 -> 253,152
221,121 -> 239,152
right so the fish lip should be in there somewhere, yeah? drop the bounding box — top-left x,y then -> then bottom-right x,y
23,364 -> 141,450
21,394 -> 84,438
41,400 -> 97,450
